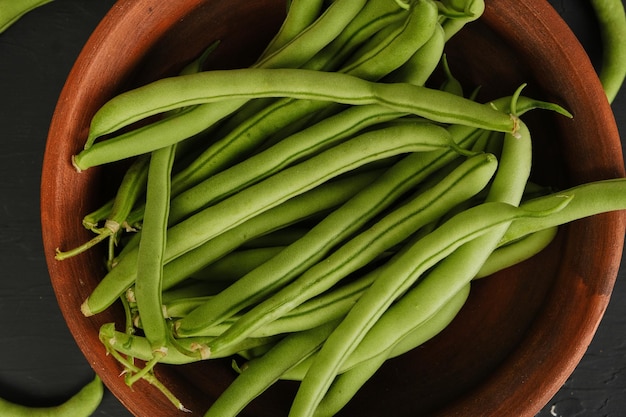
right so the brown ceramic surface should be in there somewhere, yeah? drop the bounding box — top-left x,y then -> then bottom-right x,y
41,0 -> 625,416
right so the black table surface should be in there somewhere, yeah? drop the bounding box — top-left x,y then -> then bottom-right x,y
0,1 -> 624,416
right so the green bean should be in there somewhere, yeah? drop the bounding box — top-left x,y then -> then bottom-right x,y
336,0 -> 437,80
257,0 -> 326,59
203,321 -> 340,417
475,226 -> 559,278
254,0 -> 368,69
189,153 -> 497,348
133,146 -> 175,352
589,0 -> 626,103
439,53 -> 464,96
501,178 -> 626,245
287,197 -> 571,417
239,227 -> 309,248
309,284 -> 471,417
437,0 -> 485,40
72,68 -> 518,170
83,168 -> 383,315
0,375 -> 102,417
383,23 -> 445,85
302,0 -> 410,72
0,0 -> 52,34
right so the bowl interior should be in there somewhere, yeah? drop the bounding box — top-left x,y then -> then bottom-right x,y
41,1 -> 625,416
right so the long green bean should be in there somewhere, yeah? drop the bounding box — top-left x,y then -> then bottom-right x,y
589,0 -> 626,103
72,68 -> 518,170
0,376 -> 102,417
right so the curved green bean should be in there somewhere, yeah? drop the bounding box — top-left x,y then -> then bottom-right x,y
302,0 -> 410,72
0,0 -> 52,34
589,0 -> 626,103
501,178 -> 626,245
383,22 -> 445,85
0,375 -> 102,417
254,0 -> 368,69
257,0 -> 326,59
475,226 -> 558,278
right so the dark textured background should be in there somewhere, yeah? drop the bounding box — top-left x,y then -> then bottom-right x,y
0,1 -> 623,416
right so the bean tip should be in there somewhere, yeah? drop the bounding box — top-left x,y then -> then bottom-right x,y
81,299 -> 94,317
510,114 -> 522,139
71,155 -> 83,173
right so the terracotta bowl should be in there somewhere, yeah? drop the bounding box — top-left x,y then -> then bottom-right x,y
41,0 -> 625,416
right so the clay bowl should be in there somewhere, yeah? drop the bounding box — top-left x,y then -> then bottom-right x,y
41,0 -> 625,416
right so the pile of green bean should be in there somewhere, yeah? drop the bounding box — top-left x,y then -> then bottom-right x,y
55,0 -> 626,416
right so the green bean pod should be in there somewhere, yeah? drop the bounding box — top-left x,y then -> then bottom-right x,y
0,376 -> 103,417
383,23 -> 446,85
475,226 -> 558,278
501,178 -> 626,245
0,0 -> 53,34
302,0 -> 410,71
133,145 -> 176,353
254,0 -> 368,69
257,0 -> 326,59
589,0 -> 626,103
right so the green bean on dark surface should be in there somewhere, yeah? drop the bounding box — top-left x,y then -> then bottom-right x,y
46,0 -> 626,416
